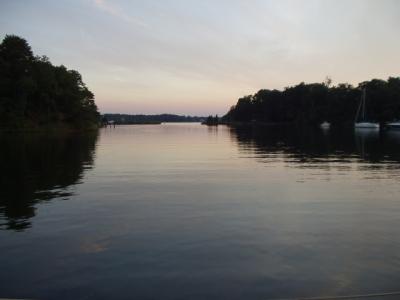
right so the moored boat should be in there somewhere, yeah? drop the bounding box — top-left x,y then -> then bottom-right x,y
320,121 -> 331,129
354,88 -> 380,129
386,121 -> 400,129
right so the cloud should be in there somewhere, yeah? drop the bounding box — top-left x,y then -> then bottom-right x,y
6,0 -> 398,114
92,0 -> 148,27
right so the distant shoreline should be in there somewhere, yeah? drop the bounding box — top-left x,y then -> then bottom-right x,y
102,113 -> 206,125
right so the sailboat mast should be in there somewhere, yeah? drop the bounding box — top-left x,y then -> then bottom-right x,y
362,88 -> 366,121
355,89 -> 362,123
354,86 -> 379,128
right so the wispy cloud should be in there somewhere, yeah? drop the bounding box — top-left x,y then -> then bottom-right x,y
4,0 -> 400,114
92,0 -> 148,27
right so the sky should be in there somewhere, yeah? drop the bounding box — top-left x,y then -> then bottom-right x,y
1,0 -> 400,115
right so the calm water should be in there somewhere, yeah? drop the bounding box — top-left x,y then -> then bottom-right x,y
1,123 -> 400,300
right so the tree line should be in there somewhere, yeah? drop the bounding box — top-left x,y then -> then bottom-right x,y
0,35 -> 99,129
223,77 -> 400,125
103,113 -> 205,124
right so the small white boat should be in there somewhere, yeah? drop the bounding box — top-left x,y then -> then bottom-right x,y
354,88 -> 380,129
386,121 -> 400,129
320,121 -> 330,129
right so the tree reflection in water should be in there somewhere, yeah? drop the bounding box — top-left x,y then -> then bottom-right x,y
0,131 -> 98,231
229,124 -> 400,166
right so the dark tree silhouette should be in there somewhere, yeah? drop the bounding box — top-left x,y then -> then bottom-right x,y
0,35 -> 99,129
203,114 -> 219,125
223,78 -> 400,126
103,113 -> 205,124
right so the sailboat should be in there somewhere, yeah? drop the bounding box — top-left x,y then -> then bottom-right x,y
354,88 -> 380,129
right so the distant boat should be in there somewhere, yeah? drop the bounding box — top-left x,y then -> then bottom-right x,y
320,121 -> 330,129
386,121 -> 400,129
354,88 -> 380,129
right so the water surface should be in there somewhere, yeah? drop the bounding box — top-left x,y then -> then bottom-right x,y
1,124 -> 400,299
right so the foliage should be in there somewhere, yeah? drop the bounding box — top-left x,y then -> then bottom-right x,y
0,35 -> 99,129
223,78 -> 400,125
204,115 -> 219,125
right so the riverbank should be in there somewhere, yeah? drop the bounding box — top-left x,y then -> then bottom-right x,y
0,122 -> 99,133
110,122 -> 162,125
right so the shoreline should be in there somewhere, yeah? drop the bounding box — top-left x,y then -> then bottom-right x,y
0,123 -> 99,133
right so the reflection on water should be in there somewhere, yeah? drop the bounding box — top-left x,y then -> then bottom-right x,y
1,124 -> 400,300
231,125 -> 400,167
0,132 -> 98,230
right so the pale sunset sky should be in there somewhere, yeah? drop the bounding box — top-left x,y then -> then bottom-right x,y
1,0 -> 399,115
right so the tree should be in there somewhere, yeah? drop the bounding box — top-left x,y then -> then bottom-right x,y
0,34 -> 99,129
223,77 -> 400,126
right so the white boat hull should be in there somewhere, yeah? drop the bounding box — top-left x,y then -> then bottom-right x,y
320,122 -> 330,129
386,122 -> 400,129
355,122 -> 380,129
